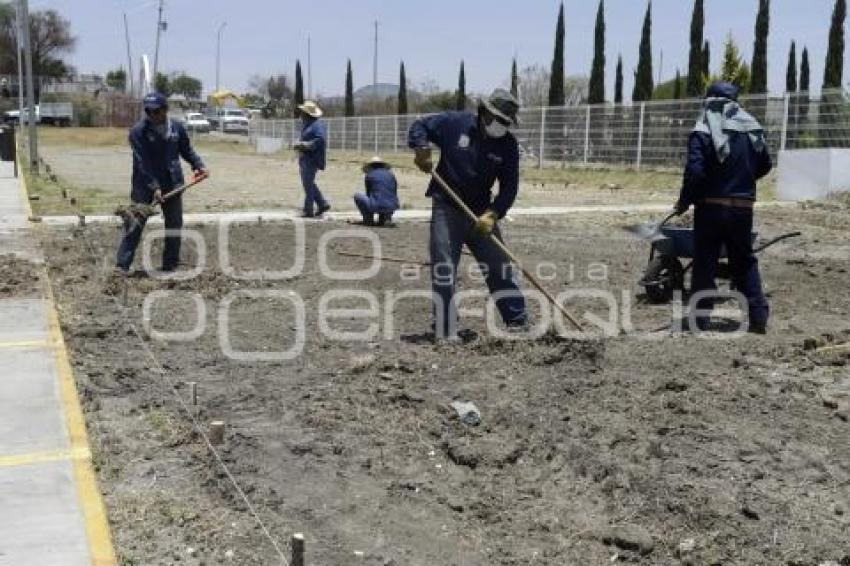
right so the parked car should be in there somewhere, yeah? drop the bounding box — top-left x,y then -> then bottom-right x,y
206,107 -> 250,134
184,112 -> 210,133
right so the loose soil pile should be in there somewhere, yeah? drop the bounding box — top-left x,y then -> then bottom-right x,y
43,208 -> 849,565
0,253 -> 42,297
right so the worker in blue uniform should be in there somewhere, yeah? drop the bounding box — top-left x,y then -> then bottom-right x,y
353,156 -> 400,226
115,92 -> 207,274
408,89 -> 527,340
293,100 -> 330,218
675,81 -> 773,333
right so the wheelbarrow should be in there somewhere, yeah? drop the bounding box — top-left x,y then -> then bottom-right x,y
637,217 -> 801,304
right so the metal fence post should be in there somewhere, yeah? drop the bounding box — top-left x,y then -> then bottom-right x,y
342,118 -> 346,151
374,117 -> 379,153
326,120 -> 331,150
358,117 -> 362,153
538,107 -> 546,170
780,93 -> 790,151
393,114 -> 398,153
583,105 -> 591,165
636,102 -> 646,170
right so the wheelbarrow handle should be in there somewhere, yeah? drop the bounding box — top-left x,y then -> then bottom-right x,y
754,231 -> 802,253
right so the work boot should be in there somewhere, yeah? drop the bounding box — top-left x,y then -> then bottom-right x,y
316,203 -> 331,217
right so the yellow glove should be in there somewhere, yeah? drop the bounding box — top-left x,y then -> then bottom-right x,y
414,147 -> 433,173
474,209 -> 499,237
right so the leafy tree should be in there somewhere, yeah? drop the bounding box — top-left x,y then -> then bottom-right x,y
614,54 -> 623,103
293,59 -> 304,117
632,1 -> 654,101
749,0 -> 770,94
720,34 -> 750,92
344,59 -> 354,117
548,2 -> 565,106
687,0 -> 705,96
456,60 -> 466,110
154,72 -> 170,96
823,0 -> 846,89
106,67 -> 127,91
587,0 -> 606,104
170,73 -> 202,99
398,61 -> 408,114
786,41 -> 797,92
674,69 -> 682,99
0,5 -> 76,77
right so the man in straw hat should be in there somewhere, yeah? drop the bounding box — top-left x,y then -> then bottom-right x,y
293,100 -> 330,217
407,88 -> 527,341
353,156 -> 400,226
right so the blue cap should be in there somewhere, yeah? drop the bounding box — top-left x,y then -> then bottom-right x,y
143,92 -> 168,110
706,81 -> 739,101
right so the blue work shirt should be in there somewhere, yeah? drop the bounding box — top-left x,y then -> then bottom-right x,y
129,118 -> 204,200
408,111 -> 519,217
679,129 -> 773,207
299,117 -> 327,171
365,167 -> 400,212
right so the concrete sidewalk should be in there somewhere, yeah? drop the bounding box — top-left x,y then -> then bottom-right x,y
0,160 -> 115,566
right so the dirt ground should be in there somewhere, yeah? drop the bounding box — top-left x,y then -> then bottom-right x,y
33,127 -> 745,216
0,253 -> 42,297
39,201 -> 850,565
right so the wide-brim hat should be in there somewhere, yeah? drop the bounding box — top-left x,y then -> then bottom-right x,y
297,100 -> 323,118
362,155 -> 388,173
478,88 -> 520,126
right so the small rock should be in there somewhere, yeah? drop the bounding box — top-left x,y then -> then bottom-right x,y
677,538 -> 696,556
224,549 -> 234,560
186,547 -> 196,556
450,401 -> 481,426
741,504 -> 760,520
834,504 -> 845,516
599,525 -> 654,556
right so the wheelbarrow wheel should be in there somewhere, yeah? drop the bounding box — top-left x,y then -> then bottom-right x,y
642,255 -> 685,304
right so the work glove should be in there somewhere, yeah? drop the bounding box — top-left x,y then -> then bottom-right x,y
673,200 -> 689,216
153,188 -> 164,204
414,147 -> 433,173
473,209 -> 499,237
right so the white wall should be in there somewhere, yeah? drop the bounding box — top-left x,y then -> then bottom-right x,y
777,149 -> 850,201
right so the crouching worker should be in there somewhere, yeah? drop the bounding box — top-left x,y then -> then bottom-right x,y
115,92 -> 208,275
353,156 -> 400,226
674,81 -> 772,333
408,88 -> 527,341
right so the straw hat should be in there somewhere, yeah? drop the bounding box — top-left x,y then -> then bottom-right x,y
297,100 -> 323,118
362,155 -> 388,173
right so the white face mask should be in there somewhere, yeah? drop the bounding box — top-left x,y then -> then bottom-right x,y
484,121 -> 509,138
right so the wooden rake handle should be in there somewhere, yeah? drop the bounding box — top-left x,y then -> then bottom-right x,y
160,171 -> 209,203
429,169 -> 584,332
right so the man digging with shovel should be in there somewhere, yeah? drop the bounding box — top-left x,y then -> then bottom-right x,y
114,92 -> 208,275
408,89 -> 528,342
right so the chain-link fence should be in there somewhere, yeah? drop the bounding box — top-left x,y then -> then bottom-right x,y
250,89 -> 850,170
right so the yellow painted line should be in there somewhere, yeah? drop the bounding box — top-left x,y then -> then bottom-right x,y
0,446 -> 90,468
17,154 -> 117,565
0,339 -> 52,349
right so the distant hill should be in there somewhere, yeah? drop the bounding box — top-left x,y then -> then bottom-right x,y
354,83 -> 400,100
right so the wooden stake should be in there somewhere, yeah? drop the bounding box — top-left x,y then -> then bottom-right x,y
430,170 -> 584,331
188,382 -> 197,405
335,250 -> 430,266
291,533 -> 305,566
209,420 -> 225,445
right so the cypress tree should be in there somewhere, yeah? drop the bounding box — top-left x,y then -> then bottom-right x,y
344,59 -> 354,117
632,1 -> 654,102
823,0 -> 846,89
548,2 -> 566,106
801,46 -> 811,92
510,58 -> 519,98
687,0 -> 705,96
398,61 -> 408,115
294,60 -> 304,118
588,0 -> 606,104
674,69 -> 683,99
750,0 -> 770,94
786,41 -> 797,93
702,41 -> 711,79
614,54 -> 623,104
456,60 -> 466,110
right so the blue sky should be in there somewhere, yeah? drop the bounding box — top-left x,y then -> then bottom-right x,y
30,0 -> 849,99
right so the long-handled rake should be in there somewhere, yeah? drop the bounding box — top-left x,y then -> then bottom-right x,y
429,169 -> 584,332
115,172 -> 209,228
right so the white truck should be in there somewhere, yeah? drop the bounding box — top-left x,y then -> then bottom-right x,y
3,102 -> 74,126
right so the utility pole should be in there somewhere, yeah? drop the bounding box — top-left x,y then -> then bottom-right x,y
20,0 -> 37,171
124,12 -> 135,95
307,35 -> 312,99
216,22 -> 227,92
15,0 -> 24,131
373,20 -> 378,90
152,0 -> 164,82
